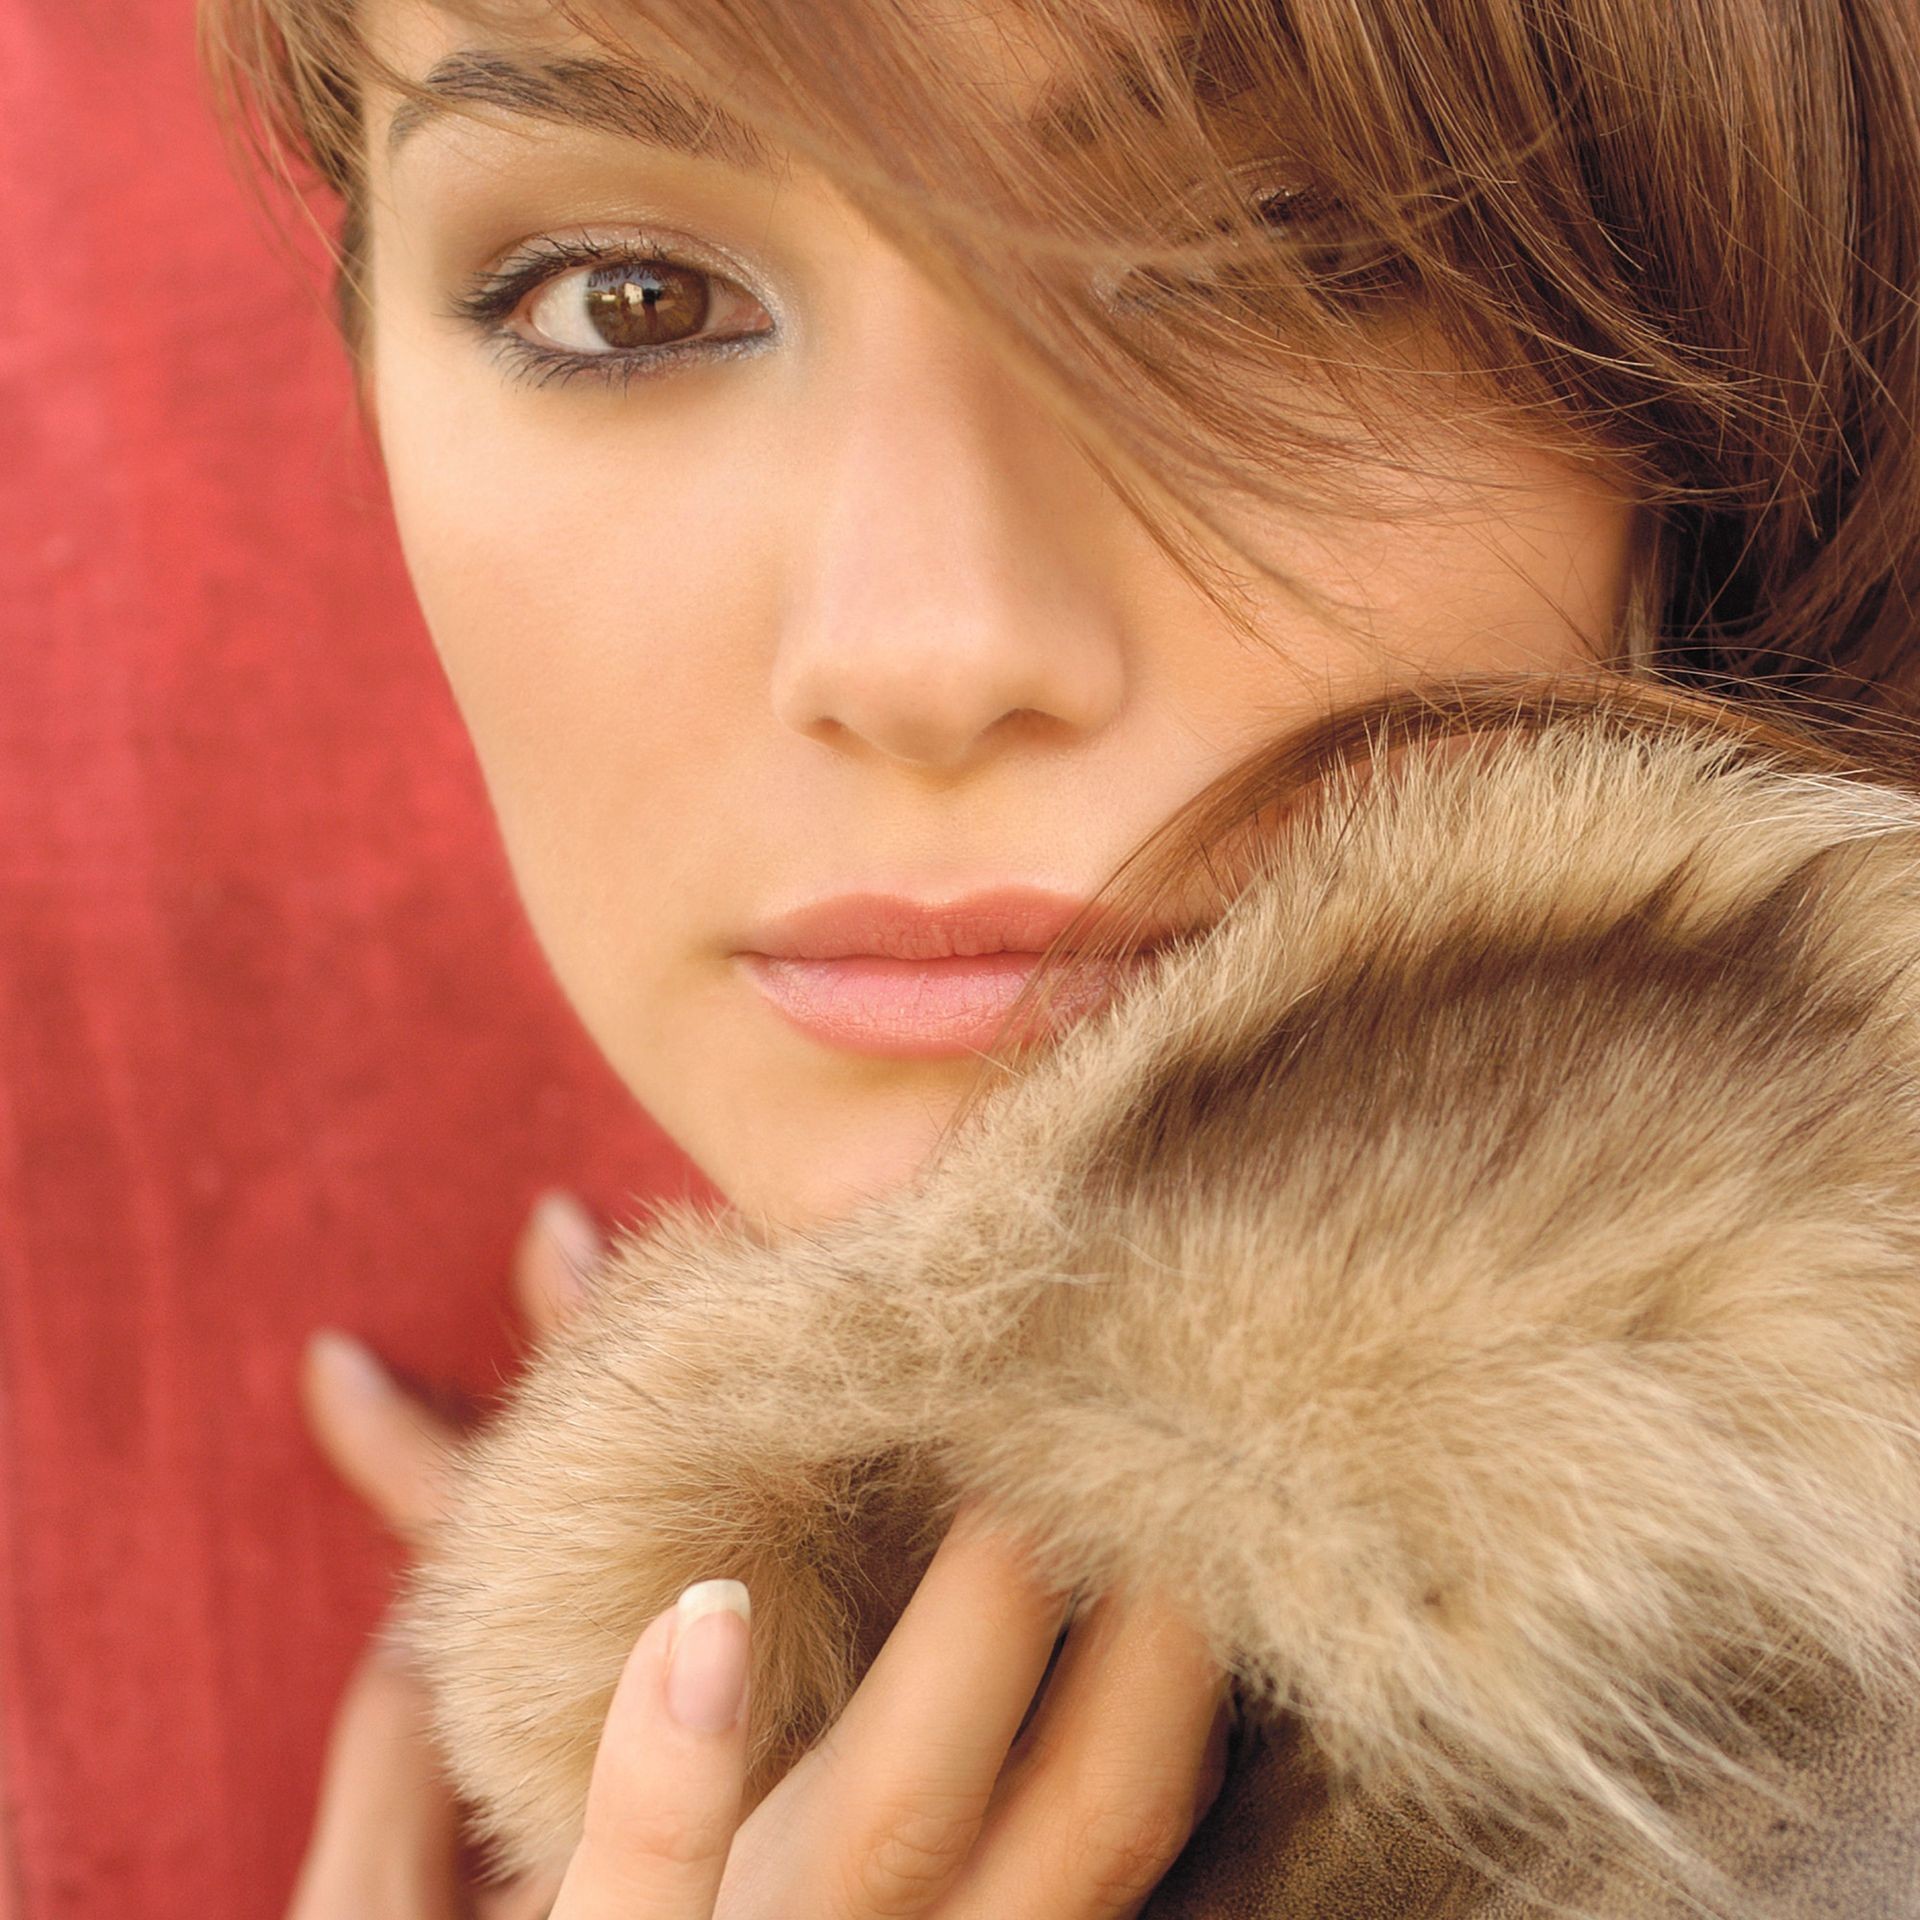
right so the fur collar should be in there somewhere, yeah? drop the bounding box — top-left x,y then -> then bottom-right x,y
404,702 -> 1920,1903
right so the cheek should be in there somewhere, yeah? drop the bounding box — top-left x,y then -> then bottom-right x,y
1216,418 -> 1638,683
1389,465 -> 1636,670
1356,464 -> 1635,675
372,331 -> 781,1020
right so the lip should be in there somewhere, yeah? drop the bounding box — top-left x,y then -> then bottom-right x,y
737,886 -> 1192,963
733,886 -> 1194,1059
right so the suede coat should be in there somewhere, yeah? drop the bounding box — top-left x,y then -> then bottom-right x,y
404,702 -> 1920,1917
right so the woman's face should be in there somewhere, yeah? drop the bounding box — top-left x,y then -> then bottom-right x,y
360,0 -> 1639,1230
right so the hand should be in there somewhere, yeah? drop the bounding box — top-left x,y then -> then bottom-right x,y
285,1197 -> 1234,1920
547,1498 -> 1233,1920
285,1190 -> 604,1919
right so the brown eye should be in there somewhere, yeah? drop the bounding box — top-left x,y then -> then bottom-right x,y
1234,170 -> 1412,302
582,261 -> 708,349
1249,180 -> 1339,228
1099,168 -> 1407,318
1096,170 -> 1342,311
519,255 -> 772,358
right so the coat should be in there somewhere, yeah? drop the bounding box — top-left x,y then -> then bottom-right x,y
402,693 -> 1920,1916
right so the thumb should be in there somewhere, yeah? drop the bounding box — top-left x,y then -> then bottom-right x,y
550,1581 -> 753,1920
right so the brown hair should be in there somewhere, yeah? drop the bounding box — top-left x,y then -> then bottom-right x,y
199,1 -> 1920,1103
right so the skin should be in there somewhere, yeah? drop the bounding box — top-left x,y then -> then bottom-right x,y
291,1 -> 1642,1911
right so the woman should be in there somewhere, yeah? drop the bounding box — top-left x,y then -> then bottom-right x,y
196,0 -> 1920,1912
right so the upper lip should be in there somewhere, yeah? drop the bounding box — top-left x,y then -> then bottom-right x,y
736,886 -> 1200,962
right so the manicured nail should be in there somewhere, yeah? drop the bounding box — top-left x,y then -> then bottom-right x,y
534,1189 -> 600,1286
665,1580 -> 751,1734
306,1329 -> 390,1401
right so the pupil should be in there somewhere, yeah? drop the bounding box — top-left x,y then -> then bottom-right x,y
584,263 -> 710,350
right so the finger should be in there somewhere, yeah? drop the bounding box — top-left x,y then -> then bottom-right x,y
940,1585 -> 1231,1920
550,1580 -> 753,1920
302,1331 -> 462,1544
284,1641 -> 464,1920
997,1588 -> 1229,1810
515,1190 -> 602,1341
802,1499 -> 1074,1914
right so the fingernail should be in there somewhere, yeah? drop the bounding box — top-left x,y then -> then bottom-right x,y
534,1189 -> 600,1286
306,1329 -> 390,1401
666,1579 -> 751,1734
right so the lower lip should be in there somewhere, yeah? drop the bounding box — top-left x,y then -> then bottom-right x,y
736,949 -> 1154,1059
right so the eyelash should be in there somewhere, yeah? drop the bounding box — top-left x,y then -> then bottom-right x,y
447,231 -> 776,392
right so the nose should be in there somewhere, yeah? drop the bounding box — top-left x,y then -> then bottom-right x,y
769,259 -> 1129,777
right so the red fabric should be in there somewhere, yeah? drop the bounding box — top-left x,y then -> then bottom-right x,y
0,3 -> 709,1913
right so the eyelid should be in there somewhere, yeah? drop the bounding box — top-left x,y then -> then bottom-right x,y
1221,154 -> 1320,192
1213,156 -> 1336,225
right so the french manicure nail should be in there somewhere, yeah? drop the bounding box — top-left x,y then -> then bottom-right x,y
666,1579 -> 752,1734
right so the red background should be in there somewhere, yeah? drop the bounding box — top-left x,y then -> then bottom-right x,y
0,3 -> 707,1911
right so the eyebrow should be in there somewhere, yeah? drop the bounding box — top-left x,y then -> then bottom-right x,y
382,38 -> 1265,175
384,50 -> 782,174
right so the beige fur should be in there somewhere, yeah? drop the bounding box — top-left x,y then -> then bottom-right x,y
402,706 -> 1920,1912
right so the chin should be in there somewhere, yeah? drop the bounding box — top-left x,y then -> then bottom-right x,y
710,1067 -> 988,1236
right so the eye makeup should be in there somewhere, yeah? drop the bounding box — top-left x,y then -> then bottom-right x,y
445,227 -> 780,390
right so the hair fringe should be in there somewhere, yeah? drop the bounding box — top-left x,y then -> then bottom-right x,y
197,0 -> 1920,717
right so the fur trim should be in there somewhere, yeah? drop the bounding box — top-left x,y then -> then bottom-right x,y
402,707 -> 1920,1902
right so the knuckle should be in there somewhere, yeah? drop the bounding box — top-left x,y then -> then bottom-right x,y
580,1783 -> 734,1876
1062,1790 -> 1192,1906
836,1790 -> 977,1916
